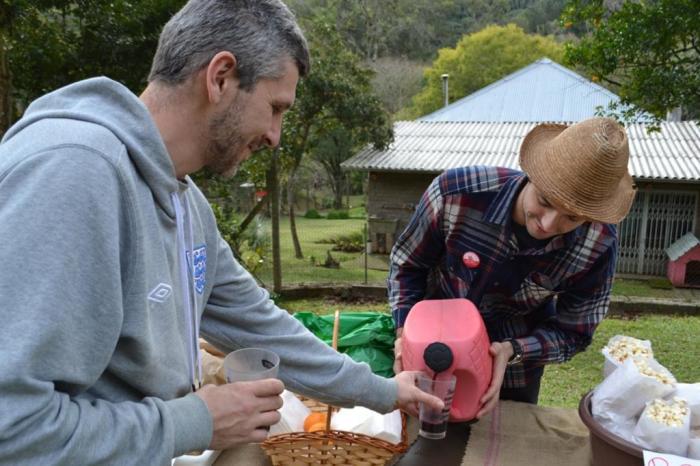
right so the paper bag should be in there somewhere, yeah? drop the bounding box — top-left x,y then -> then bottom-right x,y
593,357 -> 676,422
675,383 -> 700,428
601,335 -> 653,378
689,436 -> 700,460
634,397 -> 690,457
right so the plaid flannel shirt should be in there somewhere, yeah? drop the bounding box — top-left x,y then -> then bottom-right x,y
388,166 -> 618,388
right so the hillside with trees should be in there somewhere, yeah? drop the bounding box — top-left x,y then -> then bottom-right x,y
287,0 -> 569,61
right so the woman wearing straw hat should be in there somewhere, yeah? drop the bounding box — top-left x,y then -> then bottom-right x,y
389,117 -> 636,418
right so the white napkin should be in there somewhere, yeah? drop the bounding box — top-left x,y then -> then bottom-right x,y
269,390 -> 310,436
330,406 -> 402,444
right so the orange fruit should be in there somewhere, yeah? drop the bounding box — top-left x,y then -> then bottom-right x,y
303,412 -> 328,432
307,421 -> 327,432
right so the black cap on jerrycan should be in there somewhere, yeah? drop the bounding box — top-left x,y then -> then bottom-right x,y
423,342 -> 453,374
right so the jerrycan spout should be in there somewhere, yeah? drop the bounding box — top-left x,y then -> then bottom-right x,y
423,342 -> 453,375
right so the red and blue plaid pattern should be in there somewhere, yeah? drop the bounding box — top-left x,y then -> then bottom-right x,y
388,166 -> 618,388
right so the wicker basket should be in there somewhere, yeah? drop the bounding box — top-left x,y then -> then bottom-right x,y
261,311 -> 408,466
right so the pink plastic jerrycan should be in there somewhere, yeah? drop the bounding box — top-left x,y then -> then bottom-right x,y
401,298 -> 493,421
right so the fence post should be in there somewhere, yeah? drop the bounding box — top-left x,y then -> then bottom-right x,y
364,222 -> 368,284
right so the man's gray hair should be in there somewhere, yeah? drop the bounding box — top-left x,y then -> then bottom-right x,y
148,0 -> 310,90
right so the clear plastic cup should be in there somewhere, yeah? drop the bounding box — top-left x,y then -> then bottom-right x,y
223,348 -> 280,382
417,373 -> 456,440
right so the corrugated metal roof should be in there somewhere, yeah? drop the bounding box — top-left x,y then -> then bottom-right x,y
420,58 -> 653,123
342,120 -> 700,182
666,232 -> 700,261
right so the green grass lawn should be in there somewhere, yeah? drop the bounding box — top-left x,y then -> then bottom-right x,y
255,216 -> 387,286
275,297 -> 700,409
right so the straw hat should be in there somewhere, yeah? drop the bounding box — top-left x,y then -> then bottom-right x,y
519,117 -> 636,224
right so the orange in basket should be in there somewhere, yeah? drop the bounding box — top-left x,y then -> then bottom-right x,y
303,412 -> 328,432
307,422 -> 327,433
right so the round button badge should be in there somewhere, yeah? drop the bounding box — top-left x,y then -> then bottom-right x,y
462,251 -> 480,269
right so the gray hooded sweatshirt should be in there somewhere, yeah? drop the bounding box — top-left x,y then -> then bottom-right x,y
0,77 -> 396,465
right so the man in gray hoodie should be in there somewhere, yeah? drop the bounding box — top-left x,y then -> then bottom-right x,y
0,1 -> 441,464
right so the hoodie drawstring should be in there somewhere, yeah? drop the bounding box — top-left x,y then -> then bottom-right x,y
171,191 -> 202,390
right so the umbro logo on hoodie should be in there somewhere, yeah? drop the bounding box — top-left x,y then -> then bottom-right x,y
148,283 -> 173,303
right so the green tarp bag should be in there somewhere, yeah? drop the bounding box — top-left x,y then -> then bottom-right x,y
293,312 -> 396,378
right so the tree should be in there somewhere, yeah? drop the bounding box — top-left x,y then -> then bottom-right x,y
562,0 -> 700,121
368,57 -> 425,115
277,20 -> 392,258
1,0 -> 180,135
405,24 -> 564,118
509,0 -> 568,35
311,127 -> 353,209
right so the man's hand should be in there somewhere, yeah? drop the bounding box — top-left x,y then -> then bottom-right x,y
194,379 -> 284,449
393,336 -> 403,374
476,341 -> 513,419
394,370 -> 444,418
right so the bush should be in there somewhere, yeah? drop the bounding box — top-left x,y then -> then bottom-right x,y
210,202 -> 270,273
314,230 -> 364,252
326,210 -> 350,220
332,231 -> 364,252
304,209 -> 323,219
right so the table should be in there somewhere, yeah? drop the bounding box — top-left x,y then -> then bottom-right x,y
212,400 -> 592,466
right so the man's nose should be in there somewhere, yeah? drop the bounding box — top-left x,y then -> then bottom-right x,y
540,209 -> 559,232
263,115 -> 283,148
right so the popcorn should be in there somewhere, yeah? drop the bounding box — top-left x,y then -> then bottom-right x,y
644,397 -> 689,427
605,336 -> 653,363
592,358 -> 675,423
602,335 -> 654,378
633,358 -> 675,385
634,396 -> 691,456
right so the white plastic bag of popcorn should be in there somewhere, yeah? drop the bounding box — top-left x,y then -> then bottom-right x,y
688,436 -> 700,460
674,383 -> 700,428
593,357 -> 676,422
602,335 -> 653,378
633,397 -> 690,457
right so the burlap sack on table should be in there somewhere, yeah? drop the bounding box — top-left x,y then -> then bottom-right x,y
461,400 -> 591,466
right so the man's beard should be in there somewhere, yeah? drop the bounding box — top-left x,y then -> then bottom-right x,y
204,97 -> 247,178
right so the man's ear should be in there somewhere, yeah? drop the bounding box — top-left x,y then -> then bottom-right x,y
205,51 -> 239,104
